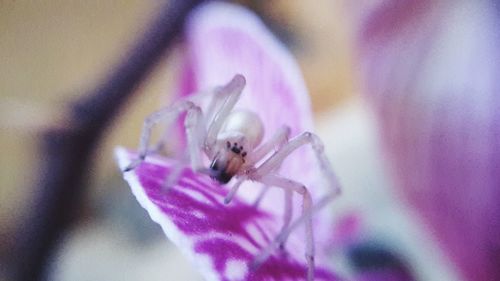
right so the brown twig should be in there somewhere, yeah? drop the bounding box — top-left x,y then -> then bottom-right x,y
10,1 -> 203,280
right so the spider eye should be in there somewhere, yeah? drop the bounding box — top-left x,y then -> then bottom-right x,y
231,146 -> 241,154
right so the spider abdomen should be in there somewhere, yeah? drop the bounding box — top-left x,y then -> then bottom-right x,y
219,110 -> 264,149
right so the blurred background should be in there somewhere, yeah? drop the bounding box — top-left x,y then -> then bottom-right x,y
1,1 -> 497,281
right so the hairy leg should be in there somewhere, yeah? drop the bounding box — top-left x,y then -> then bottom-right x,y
253,132 -> 341,196
124,74 -> 245,172
252,174 -> 315,281
245,125 -> 290,168
252,184 -> 269,208
223,125 -> 291,205
123,101 -> 205,175
281,189 -> 293,249
184,105 -> 205,171
223,177 -> 245,204
248,132 -> 341,280
204,74 -> 246,154
148,88 -> 213,155
161,104 -> 206,189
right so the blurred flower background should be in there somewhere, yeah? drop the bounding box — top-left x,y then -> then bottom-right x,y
0,1 -> 497,281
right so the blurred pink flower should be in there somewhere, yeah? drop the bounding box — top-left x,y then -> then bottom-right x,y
116,2 -> 339,280
357,1 -> 500,281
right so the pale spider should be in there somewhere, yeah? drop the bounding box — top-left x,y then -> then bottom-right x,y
124,74 -> 340,281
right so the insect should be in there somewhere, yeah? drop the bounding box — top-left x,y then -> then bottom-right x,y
124,74 -> 340,281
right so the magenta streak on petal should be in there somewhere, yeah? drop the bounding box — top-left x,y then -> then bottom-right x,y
118,150 -> 340,281
196,238 -> 338,281
194,238 -> 252,279
137,162 -> 270,248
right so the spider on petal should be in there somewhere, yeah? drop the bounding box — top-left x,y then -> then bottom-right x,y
123,74 -> 340,281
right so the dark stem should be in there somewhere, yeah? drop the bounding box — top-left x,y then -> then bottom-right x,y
10,1 -> 203,280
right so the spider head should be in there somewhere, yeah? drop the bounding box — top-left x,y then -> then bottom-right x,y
209,141 -> 246,184
209,158 -> 233,184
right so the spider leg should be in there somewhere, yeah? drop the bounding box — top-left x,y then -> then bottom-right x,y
223,177 -> 245,204
245,125 -> 290,167
281,188 -> 293,249
204,74 -> 246,154
142,75 -> 246,168
182,85 -> 232,123
147,87 -> 219,155
248,132 -> 341,280
161,104 -> 206,189
185,104 -> 205,171
251,132 -> 341,245
252,184 -> 270,208
238,125 -> 290,207
159,82 -> 236,152
252,174 -> 315,281
251,184 -> 294,257
253,132 -> 341,197
123,101 -> 204,174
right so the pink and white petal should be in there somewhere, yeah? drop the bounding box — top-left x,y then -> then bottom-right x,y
178,2 -> 336,248
116,147 -> 339,281
357,1 -> 500,281
116,3 -> 340,279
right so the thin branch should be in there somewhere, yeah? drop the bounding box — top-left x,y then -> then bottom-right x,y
10,1 -> 203,281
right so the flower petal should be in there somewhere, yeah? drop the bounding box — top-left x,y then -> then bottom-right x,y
357,2 -> 500,281
115,147 -> 339,281
178,1 -> 335,248
116,2 -> 341,279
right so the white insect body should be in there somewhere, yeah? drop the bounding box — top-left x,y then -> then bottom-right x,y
124,74 -> 340,281
208,110 -> 264,183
